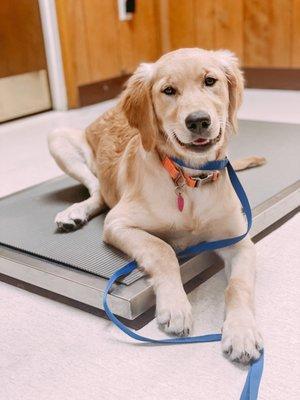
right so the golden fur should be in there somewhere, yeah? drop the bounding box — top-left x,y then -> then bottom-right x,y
86,48 -> 263,208
48,48 -> 264,364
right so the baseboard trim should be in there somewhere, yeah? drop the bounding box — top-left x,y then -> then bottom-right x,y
244,67 -> 300,90
79,74 -> 130,107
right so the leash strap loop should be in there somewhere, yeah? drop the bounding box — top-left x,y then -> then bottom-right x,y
103,160 -> 264,400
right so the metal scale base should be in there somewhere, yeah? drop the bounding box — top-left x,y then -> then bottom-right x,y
0,120 -> 299,322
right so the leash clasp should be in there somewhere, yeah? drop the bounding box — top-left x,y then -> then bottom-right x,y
193,171 -> 219,186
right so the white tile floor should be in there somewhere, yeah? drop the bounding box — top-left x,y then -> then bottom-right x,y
0,99 -> 115,197
238,89 -> 300,123
0,89 -> 300,400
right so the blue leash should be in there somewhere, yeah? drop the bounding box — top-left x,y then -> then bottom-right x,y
103,158 -> 264,400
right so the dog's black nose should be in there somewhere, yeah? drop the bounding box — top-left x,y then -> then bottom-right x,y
185,111 -> 211,134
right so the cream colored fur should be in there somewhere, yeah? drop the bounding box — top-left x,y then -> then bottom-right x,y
48,48 -> 264,364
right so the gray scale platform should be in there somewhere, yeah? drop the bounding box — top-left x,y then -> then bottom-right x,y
0,178 -> 142,285
0,120 -> 299,320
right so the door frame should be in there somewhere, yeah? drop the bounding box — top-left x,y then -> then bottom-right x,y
38,0 -> 67,111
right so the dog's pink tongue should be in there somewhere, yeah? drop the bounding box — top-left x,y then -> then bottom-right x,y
194,137 -> 207,143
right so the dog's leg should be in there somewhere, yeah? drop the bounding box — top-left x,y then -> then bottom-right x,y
48,128 -> 105,231
104,205 -> 192,336
217,237 -> 263,364
232,156 -> 266,171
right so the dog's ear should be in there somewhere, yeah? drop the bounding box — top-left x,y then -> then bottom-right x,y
121,63 -> 158,151
215,50 -> 244,133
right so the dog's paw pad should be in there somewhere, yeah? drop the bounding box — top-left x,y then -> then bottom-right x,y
156,293 -> 193,337
222,314 -> 263,364
55,204 -> 88,232
56,221 -> 77,232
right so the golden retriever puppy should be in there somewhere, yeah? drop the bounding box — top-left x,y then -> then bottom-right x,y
48,48 -> 264,364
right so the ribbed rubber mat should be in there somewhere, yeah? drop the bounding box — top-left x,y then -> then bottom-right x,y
0,177 -> 143,285
1,120 -> 299,284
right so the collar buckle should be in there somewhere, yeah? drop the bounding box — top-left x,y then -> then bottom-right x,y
193,171 -> 220,186
174,170 -> 186,188
161,155 -> 220,189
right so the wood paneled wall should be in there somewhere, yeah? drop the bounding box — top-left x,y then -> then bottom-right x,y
0,0 -> 47,78
163,0 -> 244,59
164,0 -> 300,68
292,0 -> 300,66
56,0 -> 161,107
56,0 -> 300,107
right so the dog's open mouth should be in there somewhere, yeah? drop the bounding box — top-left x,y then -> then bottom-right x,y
175,129 -> 222,151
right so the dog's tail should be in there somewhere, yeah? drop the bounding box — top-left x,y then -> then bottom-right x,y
232,156 -> 266,171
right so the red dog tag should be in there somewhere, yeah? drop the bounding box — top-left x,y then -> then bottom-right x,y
177,193 -> 184,212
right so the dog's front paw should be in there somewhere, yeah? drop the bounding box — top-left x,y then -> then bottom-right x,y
55,203 -> 88,232
222,312 -> 263,364
156,288 -> 193,336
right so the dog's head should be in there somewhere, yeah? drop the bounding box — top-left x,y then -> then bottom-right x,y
121,48 -> 244,164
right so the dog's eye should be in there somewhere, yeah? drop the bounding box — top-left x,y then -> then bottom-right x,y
162,86 -> 176,96
204,77 -> 217,87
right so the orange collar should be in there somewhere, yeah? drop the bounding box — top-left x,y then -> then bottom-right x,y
162,156 -> 219,189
